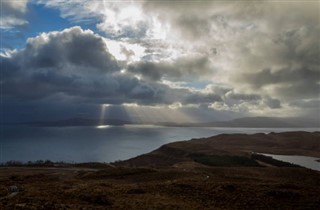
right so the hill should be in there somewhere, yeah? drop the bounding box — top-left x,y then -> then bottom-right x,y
157,117 -> 320,128
10,116 -> 320,128
115,131 -> 320,167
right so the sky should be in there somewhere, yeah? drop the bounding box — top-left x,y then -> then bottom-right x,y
0,0 -> 319,123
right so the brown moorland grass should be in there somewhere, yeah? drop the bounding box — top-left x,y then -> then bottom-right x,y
0,166 -> 319,209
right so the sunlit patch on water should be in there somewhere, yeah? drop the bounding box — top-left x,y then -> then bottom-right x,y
96,125 -> 112,129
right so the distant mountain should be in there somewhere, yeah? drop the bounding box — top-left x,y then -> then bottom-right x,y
157,117 -> 320,128
11,116 -> 319,128
20,118 -> 133,127
207,117 -> 319,128
115,131 -> 320,167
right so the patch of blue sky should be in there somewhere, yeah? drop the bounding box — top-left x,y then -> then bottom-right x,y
184,80 -> 229,90
1,3 -> 99,51
170,80 -> 212,90
0,28 -> 25,52
186,81 -> 212,89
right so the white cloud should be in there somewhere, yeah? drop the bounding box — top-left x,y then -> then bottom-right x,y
37,0 -> 156,39
104,39 -> 146,62
0,16 -> 28,29
2,0 -> 28,13
0,0 -> 28,29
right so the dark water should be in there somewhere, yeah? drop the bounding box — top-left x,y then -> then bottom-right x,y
261,153 -> 320,171
1,125 -> 318,163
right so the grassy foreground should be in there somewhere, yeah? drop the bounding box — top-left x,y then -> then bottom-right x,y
0,165 -> 320,210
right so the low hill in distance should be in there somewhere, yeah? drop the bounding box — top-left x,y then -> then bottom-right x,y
156,116 -> 320,128
115,131 -> 320,167
12,116 -> 320,128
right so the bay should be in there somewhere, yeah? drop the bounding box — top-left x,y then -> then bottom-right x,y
260,153 -> 320,171
1,125 -> 318,163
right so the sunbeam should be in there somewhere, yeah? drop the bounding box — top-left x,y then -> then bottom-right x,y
97,104 -> 110,128
120,104 -> 194,124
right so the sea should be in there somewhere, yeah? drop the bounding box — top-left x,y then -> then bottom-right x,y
0,125 -> 319,164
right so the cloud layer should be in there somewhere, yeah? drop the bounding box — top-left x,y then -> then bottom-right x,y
2,0 -> 319,122
1,0 -> 28,29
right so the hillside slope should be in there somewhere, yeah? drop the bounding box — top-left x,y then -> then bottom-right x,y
116,131 -> 320,167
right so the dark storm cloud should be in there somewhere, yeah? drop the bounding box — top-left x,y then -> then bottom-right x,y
238,67 -> 319,100
2,94 -> 105,123
289,99 -> 320,109
129,83 -> 155,99
127,55 -> 212,81
225,91 -> 261,101
3,0 -> 319,120
19,27 -> 120,71
2,27 -> 119,100
263,97 -> 281,109
222,90 -> 281,110
128,62 -> 162,81
231,13 -> 320,102
237,27 -> 320,95
276,27 -> 320,65
288,99 -> 320,120
182,92 -> 222,105
179,105 -> 242,122
2,26 -> 221,108
1,56 -> 19,78
2,55 -> 173,105
225,91 -> 281,109
1,27 -> 129,101
240,68 -> 318,88
98,75 -> 181,105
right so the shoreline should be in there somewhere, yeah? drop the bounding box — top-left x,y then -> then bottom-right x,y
0,131 -> 319,209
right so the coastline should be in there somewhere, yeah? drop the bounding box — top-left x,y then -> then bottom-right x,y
1,131 -> 319,209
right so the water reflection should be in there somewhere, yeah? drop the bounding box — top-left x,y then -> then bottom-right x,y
261,153 -> 320,171
1,125 -> 319,163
